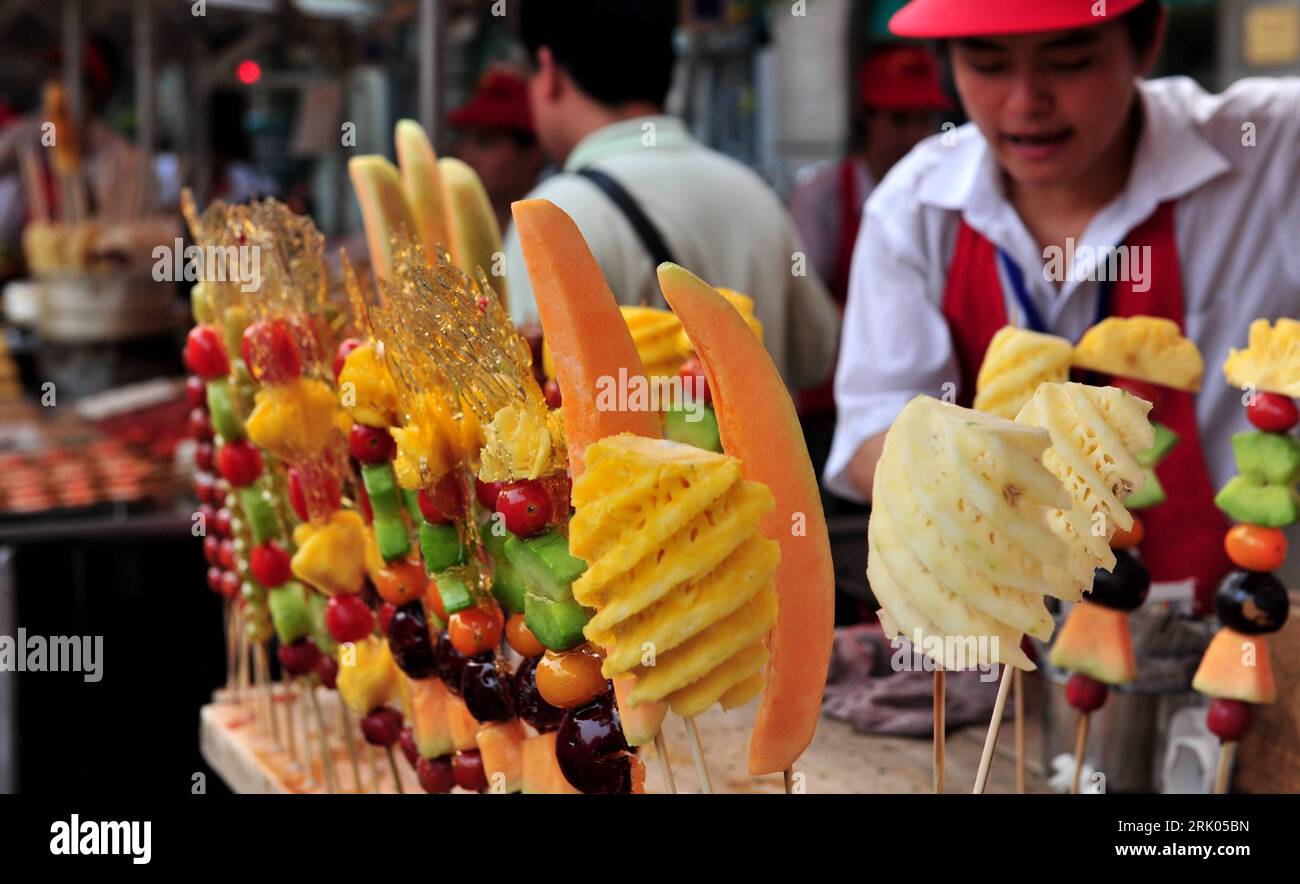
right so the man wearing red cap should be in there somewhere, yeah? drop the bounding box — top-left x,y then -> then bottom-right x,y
826,0 -> 1300,601
789,44 -> 952,304
450,67 -> 545,236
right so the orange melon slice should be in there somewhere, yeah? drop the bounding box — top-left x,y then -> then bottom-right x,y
348,155 -> 417,283
512,198 -> 667,747
476,719 -> 526,793
522,731 -> 580,794
657,263 -> 835,776
395,119 -> 450,263
406,676 -> 455,759
1048,601 -> 1137,685
445,690 -> 482,752
1193,628 -> 1276,704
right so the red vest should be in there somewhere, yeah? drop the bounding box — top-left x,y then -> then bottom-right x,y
940,203 -> 1229,613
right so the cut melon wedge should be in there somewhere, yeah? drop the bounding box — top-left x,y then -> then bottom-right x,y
477,719 -> 526,793
522,731 -> 580,794
406,675 -> 455,759
445,690 -> 481,752
395,119 -> 450,264
348,155 -> 417,283
1193,628 -> 1276,704
1048,600 -> 1137,685
442,157 -> 506,306
657,263 -> 835,776
512,198 -> 668,747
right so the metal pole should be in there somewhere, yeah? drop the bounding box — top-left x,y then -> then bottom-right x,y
418,0 -> 443,149
134,0 -> 155,154
62,0 -> 83,123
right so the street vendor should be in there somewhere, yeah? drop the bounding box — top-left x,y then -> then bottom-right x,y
825,0 -> 1300,596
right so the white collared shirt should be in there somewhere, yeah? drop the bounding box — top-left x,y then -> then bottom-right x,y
826,76 -> 1300,584
503,116 -> 841,390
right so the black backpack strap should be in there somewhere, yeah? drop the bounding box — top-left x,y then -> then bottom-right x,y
575,167 -> 677,270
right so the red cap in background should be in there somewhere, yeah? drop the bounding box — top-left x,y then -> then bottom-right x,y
448,67 -> 534,134
889,0 -> 1148,39
858,44 -> 953,112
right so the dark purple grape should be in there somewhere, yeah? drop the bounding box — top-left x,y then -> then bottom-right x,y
460,653 -> 515,722
452,749 -> 488,793
1088,550 -> 1150,612
555,694 -> 633,794
277,638 -> 322,677
514,656 -> 564,733
387,601 -> 437,678
1215,570 -> 1289,635
399,727 -> 420,768
431,631 -> 468,694
418,756 -> 455,793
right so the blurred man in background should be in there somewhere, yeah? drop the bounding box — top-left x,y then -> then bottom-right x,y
449,66 -> 544,237
504,0 -> 839,393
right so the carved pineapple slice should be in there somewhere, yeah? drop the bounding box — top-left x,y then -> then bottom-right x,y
1223,318 -> 1300,398
974,326 -> 1073,419
570,433 -> 779,715
1071,316 -> 1203,392
867,397 -> 1078,671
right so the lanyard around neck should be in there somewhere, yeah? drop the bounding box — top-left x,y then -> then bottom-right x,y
995,248 -> 1114,337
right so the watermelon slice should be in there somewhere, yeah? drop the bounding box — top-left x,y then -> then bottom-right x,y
1048,600 -> 1137,685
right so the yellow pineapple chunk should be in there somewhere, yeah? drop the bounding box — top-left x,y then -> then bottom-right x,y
1071,316 -> 1203,392
974,326 -> 1073,419
478,403 -> 566,482
1223,318 -> 1300,398
571,433 -> 780,718
719,672 -> 765,710
245,377 -> 349,462
338,340 -> 400,428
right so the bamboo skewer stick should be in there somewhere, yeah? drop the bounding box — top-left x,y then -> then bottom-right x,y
1070,713 -> 1091,795
370,745 -> 384,794
1214,742 -> 1236,795
783,768 -> 794,794
386,747 -> 404,795
299,680 -> 316,789
307,683 -> 338,794
339,703 -> 363,792
653,731 -> 676,794
284,676 -> 301,769
1014,669 -> 1026,794
973,664 -> 1015,794
683,718 -> 713,794
256,644 -> 281,748
933,667 -> 945,794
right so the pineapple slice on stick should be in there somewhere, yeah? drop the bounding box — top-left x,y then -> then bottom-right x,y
868,396 -> 1079,792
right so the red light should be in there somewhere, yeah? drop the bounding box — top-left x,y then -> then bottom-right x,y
236,60 -> 262,86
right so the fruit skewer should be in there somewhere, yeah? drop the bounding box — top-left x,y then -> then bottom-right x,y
1191,320 -> 1296,793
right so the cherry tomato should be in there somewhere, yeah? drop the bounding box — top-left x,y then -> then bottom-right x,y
241,319 -> 302,384
194,440 -> 214,472
326,594 -> 375,643
1246,392 -> 1298,432
202,534 -> 221,566
350,423 -> 395,463
250,540 -> 292,587
418,486 -> 454,525
217,439 -> 263,487
185,375 -> 207,408
448,604 -> 505,657
214,506 -> 233,537
1110,516 -> 1144,550
188,407 -> 214,441
543,378 -> 563,409
372,556 -> 427,606
1111,377 -> 1162,411
1224,524 -> 1287,572
1066,672 -> 1108,713
333,337 -> 363,382
1206,698 -> 1254,742
206,566 -> 224,594
505,613 -> 545,658
183,325 -> 230,380
219,570 -> 242,600
475,478 -> 505,511
496,480 -> 553,537
535,646 -> 606,709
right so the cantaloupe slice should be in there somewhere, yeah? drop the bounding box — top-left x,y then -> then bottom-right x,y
395,119 -> 450,263
476,718 -> 526,793
406,675 -> 455,759
522,731 -> 580,794
657,263 -> 835,776
442,157 -> 507,306
512,198 -> 667,747
1048,601 -> 1137,685
1193,628 -> 1276,704
445,690 -> 481,752
348,155 -> 417,283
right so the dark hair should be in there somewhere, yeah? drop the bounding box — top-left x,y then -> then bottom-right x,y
1122,0 -> 1164,54
519,0 -> 678,108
